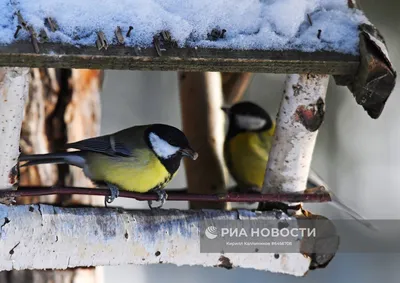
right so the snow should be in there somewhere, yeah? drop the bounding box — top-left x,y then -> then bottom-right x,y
0,0 -> 369,54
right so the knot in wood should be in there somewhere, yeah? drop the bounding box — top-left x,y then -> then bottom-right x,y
294,97 -> 325,132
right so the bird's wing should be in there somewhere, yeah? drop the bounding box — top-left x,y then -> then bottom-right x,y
65,135 -> 132,157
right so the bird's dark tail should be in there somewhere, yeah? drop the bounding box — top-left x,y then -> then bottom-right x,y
19,152 -> 86,168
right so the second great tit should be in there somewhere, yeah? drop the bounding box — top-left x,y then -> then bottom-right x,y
19,123 -> 198,208
222,101 -> 373,228
222,101 -> 275,190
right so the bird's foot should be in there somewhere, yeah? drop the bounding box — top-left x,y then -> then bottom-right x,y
148,189 -> 168,209
104,183 -> 120,206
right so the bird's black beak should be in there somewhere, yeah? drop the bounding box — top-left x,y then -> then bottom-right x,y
221,106 -> 230,114
180,147 -> 199,160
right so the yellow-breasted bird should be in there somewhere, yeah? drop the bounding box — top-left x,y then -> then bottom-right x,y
19,124 -> 198,208
222,101 -> 373,229
222,101 -> 275,190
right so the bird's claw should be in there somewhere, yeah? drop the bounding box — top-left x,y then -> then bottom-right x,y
148,189 -> 168,209
104,183 -> 120,206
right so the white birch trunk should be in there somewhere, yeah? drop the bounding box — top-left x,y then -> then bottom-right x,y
0,204 -> 311,276
0,67 -> 29,192
263,74 -> 329,194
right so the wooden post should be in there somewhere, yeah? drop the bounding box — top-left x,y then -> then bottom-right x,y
262,74 -> 329,196
179,72 -> 227,209
0,67 -> 29,203
221,72 -> 252,104
63,69 -> 103,205
5,68 -> 104,283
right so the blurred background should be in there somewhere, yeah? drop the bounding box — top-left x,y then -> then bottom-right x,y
96,0 -> 400,282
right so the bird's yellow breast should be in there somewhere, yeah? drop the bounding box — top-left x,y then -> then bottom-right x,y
227,131 -> 273,189
84,150 -> 173,193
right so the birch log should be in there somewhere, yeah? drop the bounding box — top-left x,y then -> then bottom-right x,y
179,72 -> 227,209
0,204 -> 311,276
263,74 -> 329,194
259,74 -> 340,269
0,68 -> 29,197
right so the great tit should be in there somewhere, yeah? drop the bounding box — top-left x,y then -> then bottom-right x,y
222,101 -> 275,190
19,123 -> 198,208
222,101 -> 373,228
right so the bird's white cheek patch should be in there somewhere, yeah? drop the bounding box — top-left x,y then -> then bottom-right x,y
149,132 -> 180,159
235,115 -> 267,130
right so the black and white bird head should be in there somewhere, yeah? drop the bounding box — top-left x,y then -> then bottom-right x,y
222,101 -> 274,135
145,124 -> 198,161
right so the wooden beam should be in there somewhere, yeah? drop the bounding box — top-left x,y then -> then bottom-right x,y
334,24 -> 397,119
0,42 -> 359,74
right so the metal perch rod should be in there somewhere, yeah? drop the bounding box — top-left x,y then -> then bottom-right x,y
2,186 -> 331,203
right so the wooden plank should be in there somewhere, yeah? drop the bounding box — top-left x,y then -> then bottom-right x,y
334,24 -> 397,119
0,41 -> 359,74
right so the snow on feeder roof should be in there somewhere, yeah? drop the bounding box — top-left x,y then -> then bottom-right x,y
2,0 -> 369,54
0,0 -> 396,118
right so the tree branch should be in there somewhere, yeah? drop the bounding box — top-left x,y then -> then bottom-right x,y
0,204 -> 312,276
0,186 -> 331,203
262,74 -> 329,196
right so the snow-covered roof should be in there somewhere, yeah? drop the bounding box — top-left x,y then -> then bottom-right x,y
1,0 -> 369,54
